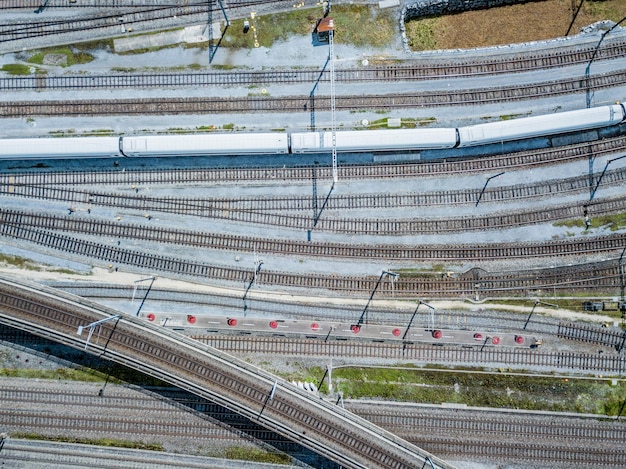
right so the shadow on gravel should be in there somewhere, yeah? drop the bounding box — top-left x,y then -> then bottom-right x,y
0,323 -> 340,469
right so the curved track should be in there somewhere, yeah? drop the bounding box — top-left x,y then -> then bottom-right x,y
0,275 -> 454,469
2,374 -> 626,468
2,206 -> 626,261
0,215 -> 623,298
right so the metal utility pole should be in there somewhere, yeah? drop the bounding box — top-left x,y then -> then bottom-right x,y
590,154 -> 626,200
524,300 -> 558,330
355,271 -> 399,327
34,0 -> 50,14
132,276 -> 156,317
475,172 -> 505,207
329,22 -> 337,184
403,300 -> 435,340
77,315 -> 121,351
617,246 -> 626,330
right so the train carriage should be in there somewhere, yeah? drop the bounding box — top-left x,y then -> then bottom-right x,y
121,132 -> 289,157
0,104 -> 623,160
290,128 -> 459,153
457,103 -> 626,147
0,136 -> 121,159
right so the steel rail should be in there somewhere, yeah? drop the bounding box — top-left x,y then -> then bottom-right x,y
0,275 -> 456,469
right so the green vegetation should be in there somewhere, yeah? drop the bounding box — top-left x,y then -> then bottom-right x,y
395,264 -> 455,278
82,129 -> 116,136
1,64 -> 40,75
0,367 -> 108,382
331,5 -> 395,47
71,38 -> 113,52
357,117 -> 438,129
0,253 -> 84,274
554,212 -> 626,231
223,446 -> 292,464
11,432 -> 164,451
118,43 -> 180,55
222,5 -> 394,49
49,129 -> 76,136
332,366 -> 626,414
27,47 -> 94,67
404,17 -> 438,51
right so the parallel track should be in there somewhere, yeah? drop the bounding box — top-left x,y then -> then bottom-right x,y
2,207 -> 626,261
2,373 -> 626,468
51,166 -> 622,213
2,135 -> 623,183
0,276 -> 452,469
558,322 -> 626,349
194,335 -> 626,373
0,217 -> 624,298
3,70 -> 625,117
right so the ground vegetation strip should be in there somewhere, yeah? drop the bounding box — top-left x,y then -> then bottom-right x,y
406,0 -> 626,50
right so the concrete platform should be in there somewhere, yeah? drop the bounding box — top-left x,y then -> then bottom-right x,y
114,24 -> 222,53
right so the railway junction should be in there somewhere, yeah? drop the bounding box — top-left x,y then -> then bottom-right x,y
1,0 -> 626,468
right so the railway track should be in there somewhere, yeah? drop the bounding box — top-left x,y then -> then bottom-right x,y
423,436 -> 626,467
3,36 -> 626,90
0,2 -> 220,44
0,216 -> 624,297
195,336 -> 626,373
2,135 -> 623,185
3,374 -> 626,468
0,0 -> 189,8
1,182 -> 624,235
3,158 -> 626,213
558,321 -> 626,349
35,283 -> 565,339
0,275 -> 454,469
3,69 -> 625,117
3,206 -> 626,262
349,403 -> 626,444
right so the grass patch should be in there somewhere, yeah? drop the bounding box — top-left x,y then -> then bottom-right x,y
222,5 -> 395,49
82,129 -> 116,136
405,0 -> 626,51
554,212 -> 626,231
1,64 -> 41,75
333,366 -> 626,414
0,367 -> 109,381
71,38 -> 114,52
11,432 -> 163,451
0,253 -> 83,274
224,446 -> 292,464
27,47 -> 94,67
404,16 -> 438,51
118,43 -> 180,55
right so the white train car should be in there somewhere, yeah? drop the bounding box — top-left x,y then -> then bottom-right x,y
290,128 -> 458,153
457,104 -> 626,147
121,132 -> 289,157
0,136 -> 121,160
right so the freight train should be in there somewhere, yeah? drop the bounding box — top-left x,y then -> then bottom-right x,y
0,104 -> 624,160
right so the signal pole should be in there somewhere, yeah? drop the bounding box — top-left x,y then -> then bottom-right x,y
329,24 -> 337,184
